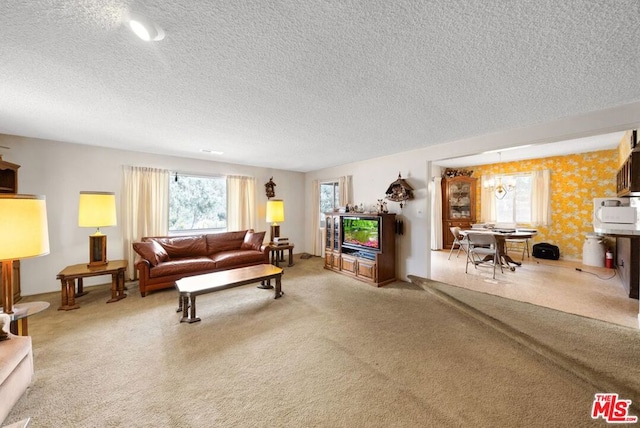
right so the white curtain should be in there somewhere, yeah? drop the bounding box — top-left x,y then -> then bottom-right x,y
338,175 -> 352,206
227,175 -> 256,231
480,175 -> 498,222
311,180 -> 322,256
531,169 -> 551,226
431,176 -> 443,250
122,166 -> 170,280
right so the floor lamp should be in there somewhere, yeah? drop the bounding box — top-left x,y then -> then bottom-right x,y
0,194 -> 50,314
78,191 -> 117,267
266,199 -> 285,244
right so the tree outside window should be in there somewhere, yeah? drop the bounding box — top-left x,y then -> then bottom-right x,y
320,181 -> 340,224
169,175 -> 227,233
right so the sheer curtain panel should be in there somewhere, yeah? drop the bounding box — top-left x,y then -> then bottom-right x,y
227,176 -> 257,231
338,176 -> 352,207
531,169 -> 551,226
480,175 -> 498,223
122,166 -> 170,280
431,176 -> 443,250
312,180 -> 322,256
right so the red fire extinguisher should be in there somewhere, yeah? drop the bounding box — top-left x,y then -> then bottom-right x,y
605,248 -> 614,269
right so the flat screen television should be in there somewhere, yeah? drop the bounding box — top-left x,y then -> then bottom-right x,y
341,216 -> 381,252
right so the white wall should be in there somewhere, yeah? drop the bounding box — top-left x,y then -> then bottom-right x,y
1,135 -> 305,295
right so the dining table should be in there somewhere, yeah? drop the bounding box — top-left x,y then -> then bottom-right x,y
459,229 -> 537,270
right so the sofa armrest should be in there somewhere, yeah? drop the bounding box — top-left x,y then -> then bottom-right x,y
134,254 -> 150,267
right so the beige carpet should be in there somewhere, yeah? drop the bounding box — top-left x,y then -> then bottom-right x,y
5,257 -> 640,427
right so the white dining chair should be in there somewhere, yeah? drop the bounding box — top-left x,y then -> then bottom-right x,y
465,232 -> 503,279
448,227 -> 468,260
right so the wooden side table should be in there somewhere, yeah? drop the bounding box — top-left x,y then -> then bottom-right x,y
56,260 -> 127,311
269,244 -> 294,267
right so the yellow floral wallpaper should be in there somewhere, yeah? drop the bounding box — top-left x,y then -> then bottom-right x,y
469,149 -> 620,260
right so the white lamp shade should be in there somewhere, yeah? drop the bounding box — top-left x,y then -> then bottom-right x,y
78,191 -> 117,228
0,194 -> 50,260
266,199 -> 285,224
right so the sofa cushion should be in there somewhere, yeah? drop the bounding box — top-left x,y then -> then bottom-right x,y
241,230 -> 266,251
149,236 -> 208,258
205,231 -> 247,254
0,333 -> 31,386
210,250 -> 266,269
149,257 -> 218,278
133,241 -> 169,266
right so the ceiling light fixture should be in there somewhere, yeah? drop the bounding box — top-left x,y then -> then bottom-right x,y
482,152 -> 516,199
128,12 -> 165,41
200,149 -> 224,155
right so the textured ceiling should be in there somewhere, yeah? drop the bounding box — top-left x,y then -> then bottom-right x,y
1,1 -> 639,172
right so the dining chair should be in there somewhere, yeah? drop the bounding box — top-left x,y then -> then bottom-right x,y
447,227 -> 468,260
465,232 -> 503,279
505,238 -> 528,260
505,228 -> 537,260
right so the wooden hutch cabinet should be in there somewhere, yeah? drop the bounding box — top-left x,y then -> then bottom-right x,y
324,212 -> 396,287
0,156 -> 21,305
442,175 -> 477,248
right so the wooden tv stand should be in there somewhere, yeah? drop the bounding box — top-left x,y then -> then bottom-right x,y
324,213 -> 396,287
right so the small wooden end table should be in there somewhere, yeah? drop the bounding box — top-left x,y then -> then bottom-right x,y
269,243 -> 294,267
56,260 -> 128,311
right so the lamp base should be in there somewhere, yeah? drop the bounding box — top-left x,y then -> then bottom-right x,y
269,225 -> 280,244
1,259 -> 14,314
88,235 -> 108,267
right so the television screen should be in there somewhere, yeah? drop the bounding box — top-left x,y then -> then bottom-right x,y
342,217 -> 380,251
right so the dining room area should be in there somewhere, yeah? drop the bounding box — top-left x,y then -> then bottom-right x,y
429,131 -> 640,329
430,241 -> 638,329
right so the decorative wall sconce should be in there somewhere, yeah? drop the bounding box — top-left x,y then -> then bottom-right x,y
385,173 -> 414,208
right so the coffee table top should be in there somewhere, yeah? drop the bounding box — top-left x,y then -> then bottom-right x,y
176,264 -> 283,295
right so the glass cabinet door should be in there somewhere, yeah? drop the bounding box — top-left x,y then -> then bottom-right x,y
448,181 -> 472,219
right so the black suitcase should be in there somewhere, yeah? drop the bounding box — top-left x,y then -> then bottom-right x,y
532,243 -> 560,260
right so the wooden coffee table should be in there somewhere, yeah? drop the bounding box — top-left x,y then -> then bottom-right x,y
175,264 -> 284,323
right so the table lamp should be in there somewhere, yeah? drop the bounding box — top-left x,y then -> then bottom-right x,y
265,199 -> 285,244
0,194 -> 50,314
78,191 -> 117,267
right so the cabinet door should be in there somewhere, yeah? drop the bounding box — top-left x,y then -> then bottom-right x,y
447,179 -> 473,220
341,255 -> 357,274
324,252 -> 333,268
325,216 -> 333,249
357,260 -> 377,281
331,253 -> 340,269
333,216 -> 340,250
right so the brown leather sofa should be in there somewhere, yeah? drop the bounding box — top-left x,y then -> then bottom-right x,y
133,229 -> 269,297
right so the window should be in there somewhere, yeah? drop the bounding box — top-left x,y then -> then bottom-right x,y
495,174 -> 532,223
319,181 -> 340,223
169,174 -> 227,233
